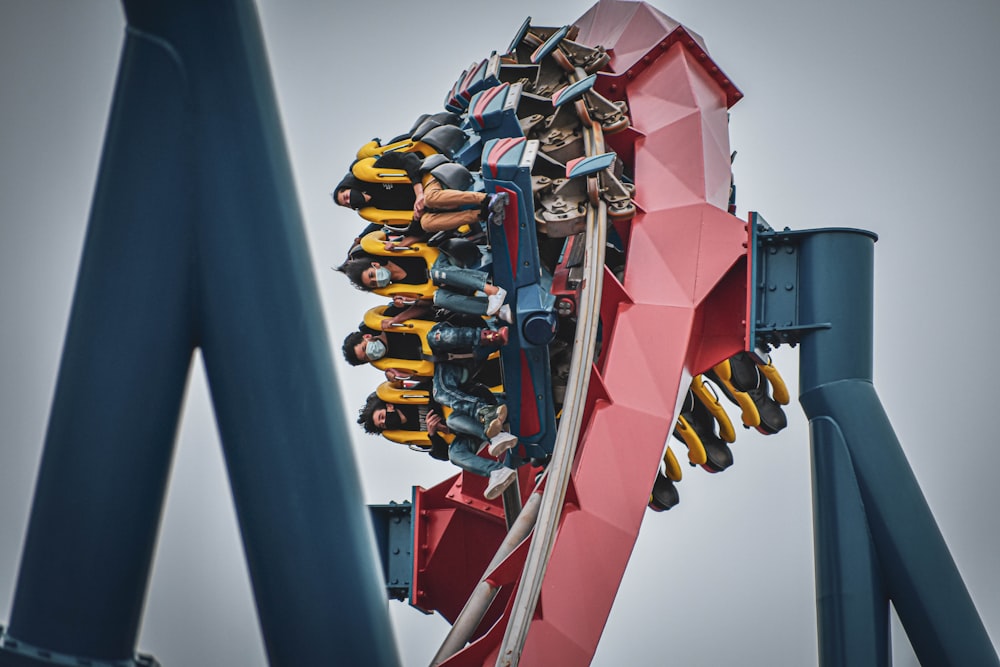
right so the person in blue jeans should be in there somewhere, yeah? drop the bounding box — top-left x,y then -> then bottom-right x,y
342,321 -> 510,436
356,391 -> 519,500
337,251 -> 511,322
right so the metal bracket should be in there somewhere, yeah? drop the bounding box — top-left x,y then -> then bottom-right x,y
368,502 -> 414,602
750,212 -> 830,351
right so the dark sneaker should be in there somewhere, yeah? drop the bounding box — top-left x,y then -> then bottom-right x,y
487,192 -> 509,226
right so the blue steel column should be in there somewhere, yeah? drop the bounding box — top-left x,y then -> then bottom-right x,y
0,2 -> 398,666
2,16 -> 196,663
796,230 -> 998,666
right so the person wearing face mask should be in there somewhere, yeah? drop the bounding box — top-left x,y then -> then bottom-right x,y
342,322 -> 511,436
356,391 -> 519,501
331,151 -> 508,234
337,251 -> 511,322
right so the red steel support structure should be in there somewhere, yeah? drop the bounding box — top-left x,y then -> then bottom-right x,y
417,3 -> 997,666
427,3 -> 752,664
2,2 -> 994,666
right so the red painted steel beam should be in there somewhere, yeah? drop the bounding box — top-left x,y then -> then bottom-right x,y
514,4 -> 749,663
431,3 -> 750,663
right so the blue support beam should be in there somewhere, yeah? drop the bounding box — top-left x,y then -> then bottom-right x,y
0,2 -> 398,666
751,218 -> 999,667
369,502 -> 415,603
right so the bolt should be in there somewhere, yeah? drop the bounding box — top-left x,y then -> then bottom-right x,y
785,283 -> 794,291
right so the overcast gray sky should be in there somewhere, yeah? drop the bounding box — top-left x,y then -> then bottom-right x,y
2,1 -> 998,665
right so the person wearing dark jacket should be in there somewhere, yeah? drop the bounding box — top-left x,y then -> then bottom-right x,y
357,391 -> 519,500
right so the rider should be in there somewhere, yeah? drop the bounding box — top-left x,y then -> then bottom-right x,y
342,320 -> 510,437
357,391 -> 519,500
337,251 -> 511,321
332,151 -> 508,233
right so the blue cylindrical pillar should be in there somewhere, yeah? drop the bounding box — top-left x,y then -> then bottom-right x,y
797,229 -> 998,667
0,2 -> 399,665
4,18 -> 196,662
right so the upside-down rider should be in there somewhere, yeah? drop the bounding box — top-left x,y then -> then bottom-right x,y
341,313 -> 510,438
356,390 -> 519,500
337,250 -> 512,322
331,150 -> 508,235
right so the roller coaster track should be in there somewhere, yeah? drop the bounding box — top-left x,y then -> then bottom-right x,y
431,67 -> 611,666
497,103 -> 609,667
428,5 -> 758,664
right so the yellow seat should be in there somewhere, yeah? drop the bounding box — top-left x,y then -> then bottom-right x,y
351,163 -> 449,229
673,415 -> 707,466
374,381 -> 455,448
711,356 -> 762,429
690,374 -> 736,443
355,138 -> 441,161
359,230 -> 438,300
661,445 -> 682,482
757,358 -> 790,405
361,305 -> 502,380
363,305 -> 437,378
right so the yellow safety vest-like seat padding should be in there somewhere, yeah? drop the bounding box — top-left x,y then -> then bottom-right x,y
355,138 -> 440,161
662,445 -> 682,482
691,374 -> 736,443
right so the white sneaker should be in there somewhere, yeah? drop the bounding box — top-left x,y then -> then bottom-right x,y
497,304 -> 513,323
484,466 -> 517,500
488,431 -> 518,457
486,286 -> 507,316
